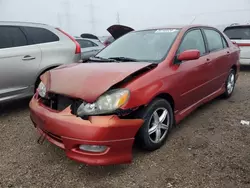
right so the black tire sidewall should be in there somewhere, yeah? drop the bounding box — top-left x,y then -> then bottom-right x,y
136,98 -> 174,151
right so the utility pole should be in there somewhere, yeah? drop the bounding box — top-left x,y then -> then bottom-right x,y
85,0 -> 98,34
61,0 -> 71,33
116,12 -> 120,24
57,12 -> 62,28
0,0 -> 5,18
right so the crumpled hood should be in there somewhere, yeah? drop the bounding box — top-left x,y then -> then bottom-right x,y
41,62 -> 155,102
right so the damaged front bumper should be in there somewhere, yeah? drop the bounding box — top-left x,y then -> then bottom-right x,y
29,97 -> 144,165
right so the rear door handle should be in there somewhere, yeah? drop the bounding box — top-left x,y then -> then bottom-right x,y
22,55 -> 36,61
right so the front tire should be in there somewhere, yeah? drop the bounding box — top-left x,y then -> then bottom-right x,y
136,98 -> 174,151
222,69 -> 236,98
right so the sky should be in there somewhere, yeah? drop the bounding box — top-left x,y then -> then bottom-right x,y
0,0 -> 249,36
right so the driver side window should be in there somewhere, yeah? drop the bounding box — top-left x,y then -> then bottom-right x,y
178,29 -> 206,55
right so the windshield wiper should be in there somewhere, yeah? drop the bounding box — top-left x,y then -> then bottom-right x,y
87,56 -> 117,62
108,57 -> 140,62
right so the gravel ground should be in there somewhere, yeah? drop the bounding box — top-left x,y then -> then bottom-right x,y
1,67 -> 250,188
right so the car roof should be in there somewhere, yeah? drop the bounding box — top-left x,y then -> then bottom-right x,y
138,24 -> 215,32
0,21 -> 55,28
224,24 -> 250,29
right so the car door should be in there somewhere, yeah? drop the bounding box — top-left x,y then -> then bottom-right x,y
173,29 -> 213,110
0,26 -> 41,100
202,28 -> 231,91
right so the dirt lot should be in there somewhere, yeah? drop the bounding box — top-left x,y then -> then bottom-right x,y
0,68 -> 250,188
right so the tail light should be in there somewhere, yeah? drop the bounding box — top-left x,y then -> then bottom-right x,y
56,28 -> 81,54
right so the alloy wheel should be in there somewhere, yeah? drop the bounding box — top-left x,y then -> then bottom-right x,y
148,107 -> 170,144
227,72 -> 235,94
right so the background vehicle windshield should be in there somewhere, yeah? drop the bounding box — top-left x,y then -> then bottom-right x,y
96,29 -> 180,62
224,26 -> 250,40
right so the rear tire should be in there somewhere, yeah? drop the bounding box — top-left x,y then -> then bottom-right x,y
222,69 -> 236,98
136,98 -> 174,151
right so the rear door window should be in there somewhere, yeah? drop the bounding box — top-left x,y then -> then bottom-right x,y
224,26 -> 250,40
203,29 -> 224,52
23,27 -> 59,44
0,26 -> 27,49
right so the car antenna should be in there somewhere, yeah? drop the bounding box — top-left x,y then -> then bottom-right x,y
189,16 -> 197,24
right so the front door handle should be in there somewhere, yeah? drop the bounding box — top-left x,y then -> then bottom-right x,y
22,55 -> 36,61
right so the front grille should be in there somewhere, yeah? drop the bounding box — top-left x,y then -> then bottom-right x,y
41,93 -> 82,114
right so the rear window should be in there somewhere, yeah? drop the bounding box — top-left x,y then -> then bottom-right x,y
23,27 -> 59,44
224,26 -> 250,40
76,39 -> 97,48
0,26 -> 27,49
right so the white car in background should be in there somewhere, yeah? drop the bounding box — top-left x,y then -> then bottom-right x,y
224,24 -> 250,65
0,21 -> 81,103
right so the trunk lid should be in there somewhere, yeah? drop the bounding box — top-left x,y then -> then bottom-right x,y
107,24 -> 134,40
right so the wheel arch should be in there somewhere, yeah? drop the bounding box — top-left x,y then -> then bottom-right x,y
34,64 -> 62,92
148,92 -> 175,112
231,64 -> 237,72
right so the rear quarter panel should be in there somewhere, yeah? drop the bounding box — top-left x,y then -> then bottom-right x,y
37,27 -> 81,71
224,34 -> 240,73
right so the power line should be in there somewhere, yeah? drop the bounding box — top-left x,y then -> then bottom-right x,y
57,0 -> 71,32
189,8 -> 250,24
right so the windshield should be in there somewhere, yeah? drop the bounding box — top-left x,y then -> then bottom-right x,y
224,26 -> 250,40
96,29 -> 180,62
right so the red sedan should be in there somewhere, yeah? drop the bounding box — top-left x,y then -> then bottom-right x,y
30,25 -> 240,165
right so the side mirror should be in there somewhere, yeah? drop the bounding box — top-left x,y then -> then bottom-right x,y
177,49 -> 200,62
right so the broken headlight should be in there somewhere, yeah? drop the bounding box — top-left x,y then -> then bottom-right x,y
77,89 -> 130,116
37,81 -> 46,98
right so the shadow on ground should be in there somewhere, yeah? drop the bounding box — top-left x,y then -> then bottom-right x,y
240,65 -> 250,72
0,97 -> 31,115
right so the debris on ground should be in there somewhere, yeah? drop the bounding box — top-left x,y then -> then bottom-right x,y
240,120 -> 250,126
0,71 -> 250,188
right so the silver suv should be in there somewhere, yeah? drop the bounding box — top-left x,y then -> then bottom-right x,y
0,21 -> 81,103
